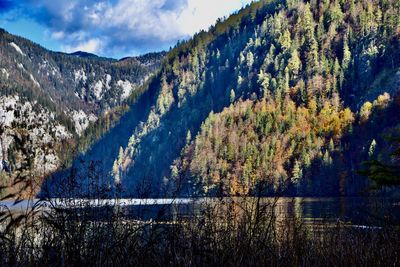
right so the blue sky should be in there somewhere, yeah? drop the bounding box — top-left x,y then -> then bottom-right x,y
0,0 -> 253,59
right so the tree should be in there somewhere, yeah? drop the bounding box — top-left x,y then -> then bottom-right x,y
279,29 -> 292,52
117,146 -> 124,165
300,3 -> 320,77
360,122 -> 400,187
287,50 -> 301,78
305,37 -> 319,76
359,101 -> 373,123
368,139 -> 377,157
325,1 -> 344,27
230,89 -> 236,104
186,130 -> 192,145
292,160 -> 302,183
171,165 -> 179,179
329,138 -> 335,151
113,160 -> 121,185
342,36 -> 351,71
361,137 -> 400,186
373,92 -> 391,109
246,51 -> 254,69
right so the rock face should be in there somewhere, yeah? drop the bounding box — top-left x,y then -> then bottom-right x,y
0,29 -> 164,195
0,95 -> 71,174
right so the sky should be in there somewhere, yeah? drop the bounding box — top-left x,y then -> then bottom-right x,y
0,0 -> 254,59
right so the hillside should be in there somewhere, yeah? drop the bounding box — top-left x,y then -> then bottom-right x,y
42,0 -> 400,198
0,30 -> 164,197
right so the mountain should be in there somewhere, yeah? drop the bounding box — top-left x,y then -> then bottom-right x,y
45,0 -> 400,198
0,29 -> 164,197
69,51 -> 105,60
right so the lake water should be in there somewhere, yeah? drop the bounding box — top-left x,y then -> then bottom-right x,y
1,197 -> 399,227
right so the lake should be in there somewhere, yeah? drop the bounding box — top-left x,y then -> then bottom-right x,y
1,197 -> 400,228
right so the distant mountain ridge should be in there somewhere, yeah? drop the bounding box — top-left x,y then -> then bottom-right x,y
68,51 -> 112,61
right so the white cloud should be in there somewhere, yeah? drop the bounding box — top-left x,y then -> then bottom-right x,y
63,38 -> 102,54
178,0 -> 253,36
101,0 -> 187,42
51,31 -> 65,40
21,0 -> 255,56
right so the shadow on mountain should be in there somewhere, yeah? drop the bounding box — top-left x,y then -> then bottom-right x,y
299,92 -> 400,197
39,75 -> 162,198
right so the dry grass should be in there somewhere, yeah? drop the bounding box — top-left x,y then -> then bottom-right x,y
1,196 -> 399,267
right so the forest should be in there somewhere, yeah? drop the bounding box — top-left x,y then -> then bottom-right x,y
99,0 -> 400,197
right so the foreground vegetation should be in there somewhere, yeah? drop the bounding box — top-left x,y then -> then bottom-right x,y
0,195 -> 399,266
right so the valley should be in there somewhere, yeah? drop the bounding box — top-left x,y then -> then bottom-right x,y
40,0 -> 400,198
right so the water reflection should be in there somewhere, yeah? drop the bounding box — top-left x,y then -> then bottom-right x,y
1,197 -> 399,227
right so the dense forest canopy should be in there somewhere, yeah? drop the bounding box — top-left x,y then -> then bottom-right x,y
101,0 -> 400,197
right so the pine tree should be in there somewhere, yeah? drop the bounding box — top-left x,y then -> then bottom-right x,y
247,51 -> 254,69
230,89 -> 236,103
342,36 -> 351,71
113,160 -> 121,185
186,130 -> 192,145
288,50 -> 301,78
368,139 -> 377,157
118,146 -> 124,165
292,160 -> 303,182
329,138 -> 335,151
279,29 -> 292,52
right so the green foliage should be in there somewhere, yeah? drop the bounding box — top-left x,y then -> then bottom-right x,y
361,137 -> 400,187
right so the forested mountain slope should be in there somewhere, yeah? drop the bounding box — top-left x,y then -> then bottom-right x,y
0,30 -> 164,197
171,0 -> 400,197
44,0 -> 400,198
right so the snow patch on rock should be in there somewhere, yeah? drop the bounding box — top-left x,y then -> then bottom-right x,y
54,125 -> 72,139
0,95 -> 73,176
30,74 -> 40,88
72,110 -> 98,136
106,74 -> 112,90
74,69 -> 87,83
88,114 -> 97,122
9,42 -> 26,56
92,80 -> 104,99
117,80 -> 134,100
39,60 -> 60,78
0,95 -> 18,127
1,68 -> 9,79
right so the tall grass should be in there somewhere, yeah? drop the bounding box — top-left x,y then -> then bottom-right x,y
1,196 -> 399,266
